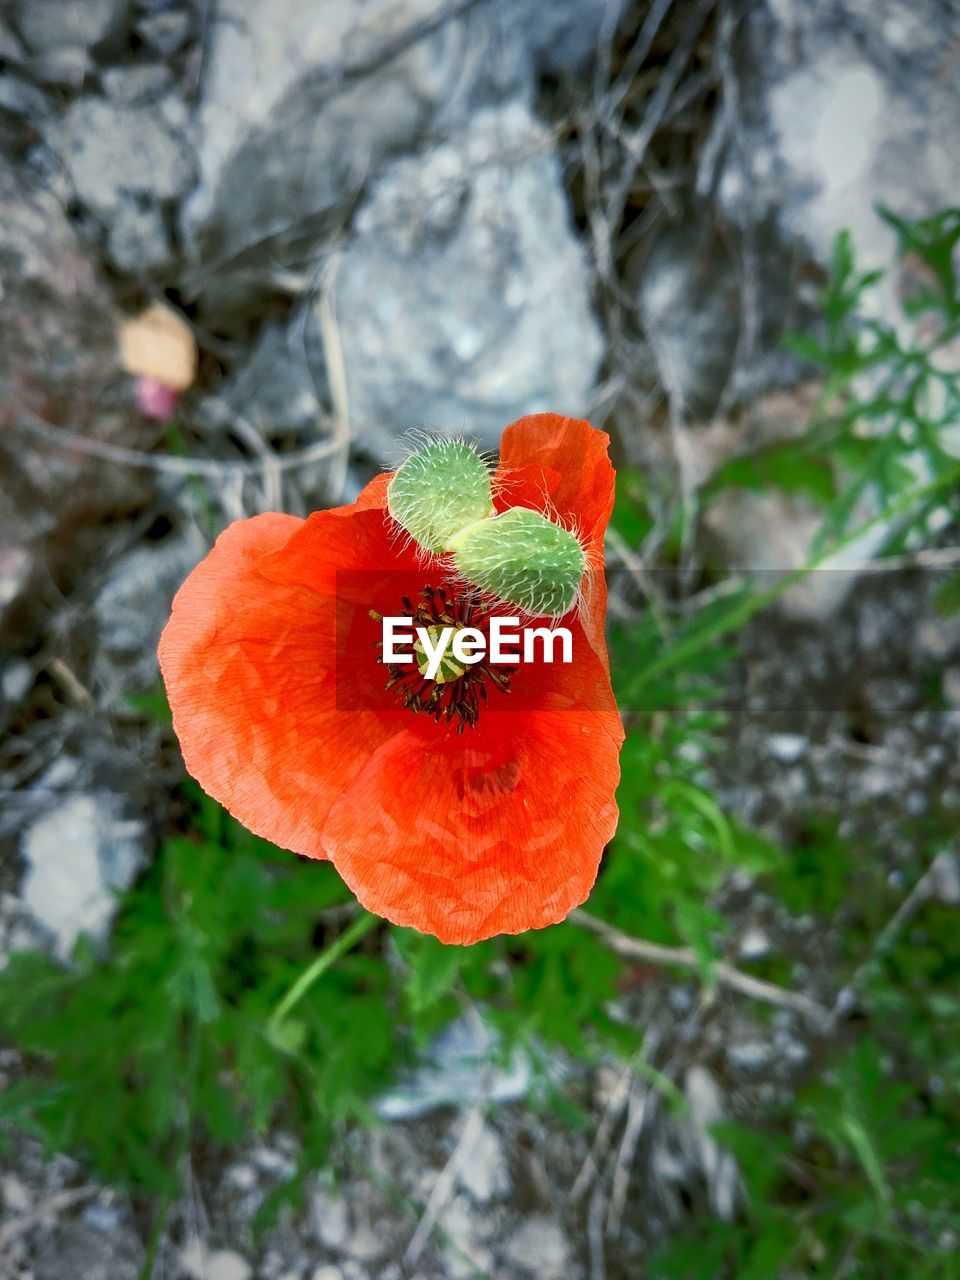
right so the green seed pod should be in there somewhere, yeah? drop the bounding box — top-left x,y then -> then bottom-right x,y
449,507 -> 586,618
387,440 -> 494,554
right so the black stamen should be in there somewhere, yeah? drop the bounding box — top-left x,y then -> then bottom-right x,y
375,582 -> 516,730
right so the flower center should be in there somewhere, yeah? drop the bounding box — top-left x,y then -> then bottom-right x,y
373,584 -> 515,732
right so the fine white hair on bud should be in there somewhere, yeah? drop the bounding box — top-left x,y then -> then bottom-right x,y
448,506 -> 586,618
386,440 -> 494,554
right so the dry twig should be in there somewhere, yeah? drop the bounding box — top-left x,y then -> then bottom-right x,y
569,909 -> 831,1026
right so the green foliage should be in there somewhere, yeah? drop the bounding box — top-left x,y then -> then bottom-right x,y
714,208 -> 960,555
0,788 -> 397,1209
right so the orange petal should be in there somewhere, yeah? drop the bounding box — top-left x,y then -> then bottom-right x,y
495,414 -> 616,669
495,413 -> 615,557
354,471 -> 392,511
322,636 -> 623,944
158,511 -> 402,857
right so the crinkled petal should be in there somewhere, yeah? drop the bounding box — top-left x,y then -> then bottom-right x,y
494,414 -> 616,667
158,511 -> 403,857
495,413 -> 615,556
322,637 -> 623,944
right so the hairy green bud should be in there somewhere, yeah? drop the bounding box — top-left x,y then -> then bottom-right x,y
387,440 -> 493,554
449,507 -> 586,618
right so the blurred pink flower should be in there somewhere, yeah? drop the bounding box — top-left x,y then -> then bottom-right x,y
136,376 -> 179,421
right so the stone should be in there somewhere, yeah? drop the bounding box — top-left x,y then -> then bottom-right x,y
766,733 -> 808,764
312,1186 -> 350,1251
205,1251 -> 254,1280
628,220 -> 737,419
2,1175 -> 31,1213
737,925 -> 772,960
683,1065 -> 737,1219
456,1122 -> 509,1203
706,0 -> 960,328
81,1200 -> 124,1234
21,789 -> 147,960
726,1039 -> 772,1072
0,545 -> 31,614
436,1196 -> 494,1279
310,1269 -> 344,1280
333,102 -> 603,455
218,318 -> 327,439
11,0 -> 132,56
31,1220 -> 142,1280
58,95 -> 194,271
91,528 -> 207,695
0,157 -> 154,535
180,0 -> 616,314
503,1216 -> 569,1277
101,65 -> 175,105
375,1011 -> 530,1120
136,10 -> 192,57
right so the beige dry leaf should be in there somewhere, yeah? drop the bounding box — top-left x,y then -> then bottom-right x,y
118,303 -> 198,392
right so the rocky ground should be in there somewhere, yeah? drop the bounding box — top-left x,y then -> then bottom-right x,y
2,1 -> 959,1278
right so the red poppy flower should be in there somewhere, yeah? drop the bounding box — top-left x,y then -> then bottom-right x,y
158,414 -> 623,944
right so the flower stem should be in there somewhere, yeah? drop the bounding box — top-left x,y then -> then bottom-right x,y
269,910 -> 378,1034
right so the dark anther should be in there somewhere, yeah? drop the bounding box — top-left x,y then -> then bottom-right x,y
377,582 -> 516,731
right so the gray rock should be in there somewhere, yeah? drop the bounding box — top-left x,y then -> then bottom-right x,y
0,157 -> 154,531
312,1186 -> 350,1251
737,925 -> 772,960
136,9 -> 192,57
333,102 -> 604,455
101,64 -> 175,105
11,0 -> 132,56
58,95 -> 194,271
628,221 -> 739,419
105,199 -> 174,274
21,789 -> 146,960
0,545 -> 31,614
181,0 -> 511,308
628,216 -> 809,416
705,0 -> 960,323
91,529 -> 206,695
31,1219 -> 142,1280
181,0 -> 616,313
456,1122 -> 509,1203
437,1195 -> 494,1279
0,68 -> 48,121
503,1216 -> 569,1277
375,1010 -> 531,1119
205,1252 -> 253,1280
683,1065 -> 738,1219
766,733 -> 808,764
1,657 -> 32,706
726,1039 -> 772,1072
218,319 -> 327,439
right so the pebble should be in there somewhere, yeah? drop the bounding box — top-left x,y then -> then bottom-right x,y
766,732 -> 809,763
205,1251 -> 253,1280
503,1217 -> 569,1276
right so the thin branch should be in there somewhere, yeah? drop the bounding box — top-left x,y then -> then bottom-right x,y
607,1071 -> 652,1234
569,909 -> 831,1026
571,1058 -> 634,1203
403,1104 -> 486,1269
9,400 -> 347,480
835,851 -> 958,1018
